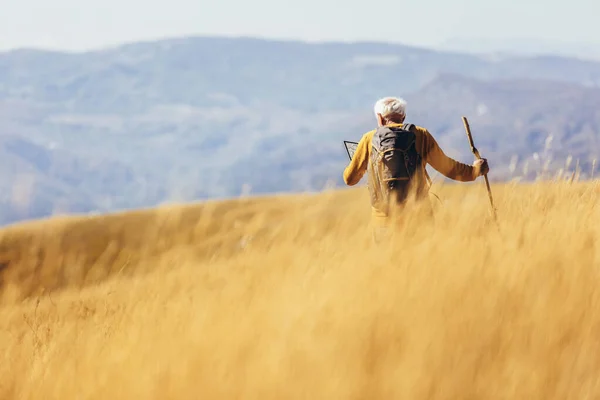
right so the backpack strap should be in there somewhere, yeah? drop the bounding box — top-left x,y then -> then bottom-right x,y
403,123 -> 414,132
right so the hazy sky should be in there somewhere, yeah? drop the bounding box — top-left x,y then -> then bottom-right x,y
1,0 -> 599,52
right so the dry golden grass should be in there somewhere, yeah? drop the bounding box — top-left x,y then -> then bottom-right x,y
1,181 -> 599,399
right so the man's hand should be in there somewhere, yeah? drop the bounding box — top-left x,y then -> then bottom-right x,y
473,158 -> 490,176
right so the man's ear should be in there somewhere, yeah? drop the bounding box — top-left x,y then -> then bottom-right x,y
376,113 -> 384,126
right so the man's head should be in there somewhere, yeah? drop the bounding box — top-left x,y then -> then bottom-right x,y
374,97 -> 407,126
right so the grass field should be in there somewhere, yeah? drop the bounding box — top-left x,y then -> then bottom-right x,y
1,181 -> 599,399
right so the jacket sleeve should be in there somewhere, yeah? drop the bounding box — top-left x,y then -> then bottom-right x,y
423,129 -> 477,182
343,133 -> 371,186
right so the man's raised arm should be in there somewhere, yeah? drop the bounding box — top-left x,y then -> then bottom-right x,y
343,133 -> 371,186
422,129 -> 483,182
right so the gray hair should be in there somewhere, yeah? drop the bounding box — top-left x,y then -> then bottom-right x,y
374,97 -> 407,119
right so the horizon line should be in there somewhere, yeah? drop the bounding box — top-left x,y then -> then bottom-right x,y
0,33 -> 595,63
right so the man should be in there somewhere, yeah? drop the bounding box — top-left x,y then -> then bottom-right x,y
343,96 -> 489,237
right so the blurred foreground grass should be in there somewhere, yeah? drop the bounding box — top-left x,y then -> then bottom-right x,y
1,181 -> 599,399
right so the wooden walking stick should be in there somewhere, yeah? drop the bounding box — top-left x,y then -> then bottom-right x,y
462,116 -> 498,222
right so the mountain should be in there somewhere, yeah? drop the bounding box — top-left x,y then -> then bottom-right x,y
439,37 -> 600,62
1,36 -> 599,225
2,37 -> 600,111
406,74 -> 600,178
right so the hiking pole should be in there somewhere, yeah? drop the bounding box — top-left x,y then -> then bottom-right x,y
461,116 -> 498,222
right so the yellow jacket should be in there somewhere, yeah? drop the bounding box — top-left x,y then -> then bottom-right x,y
343,123 -> 479,221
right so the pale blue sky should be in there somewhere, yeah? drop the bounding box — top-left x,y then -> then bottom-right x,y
1,0 -> 599,52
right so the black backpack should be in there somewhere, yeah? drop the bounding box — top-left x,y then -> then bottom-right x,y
367,123 -> 423,212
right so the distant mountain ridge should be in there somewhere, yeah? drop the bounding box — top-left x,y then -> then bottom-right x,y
2,36 -> 600,112
439,37 -> 600,62
0,35 -> 599,225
